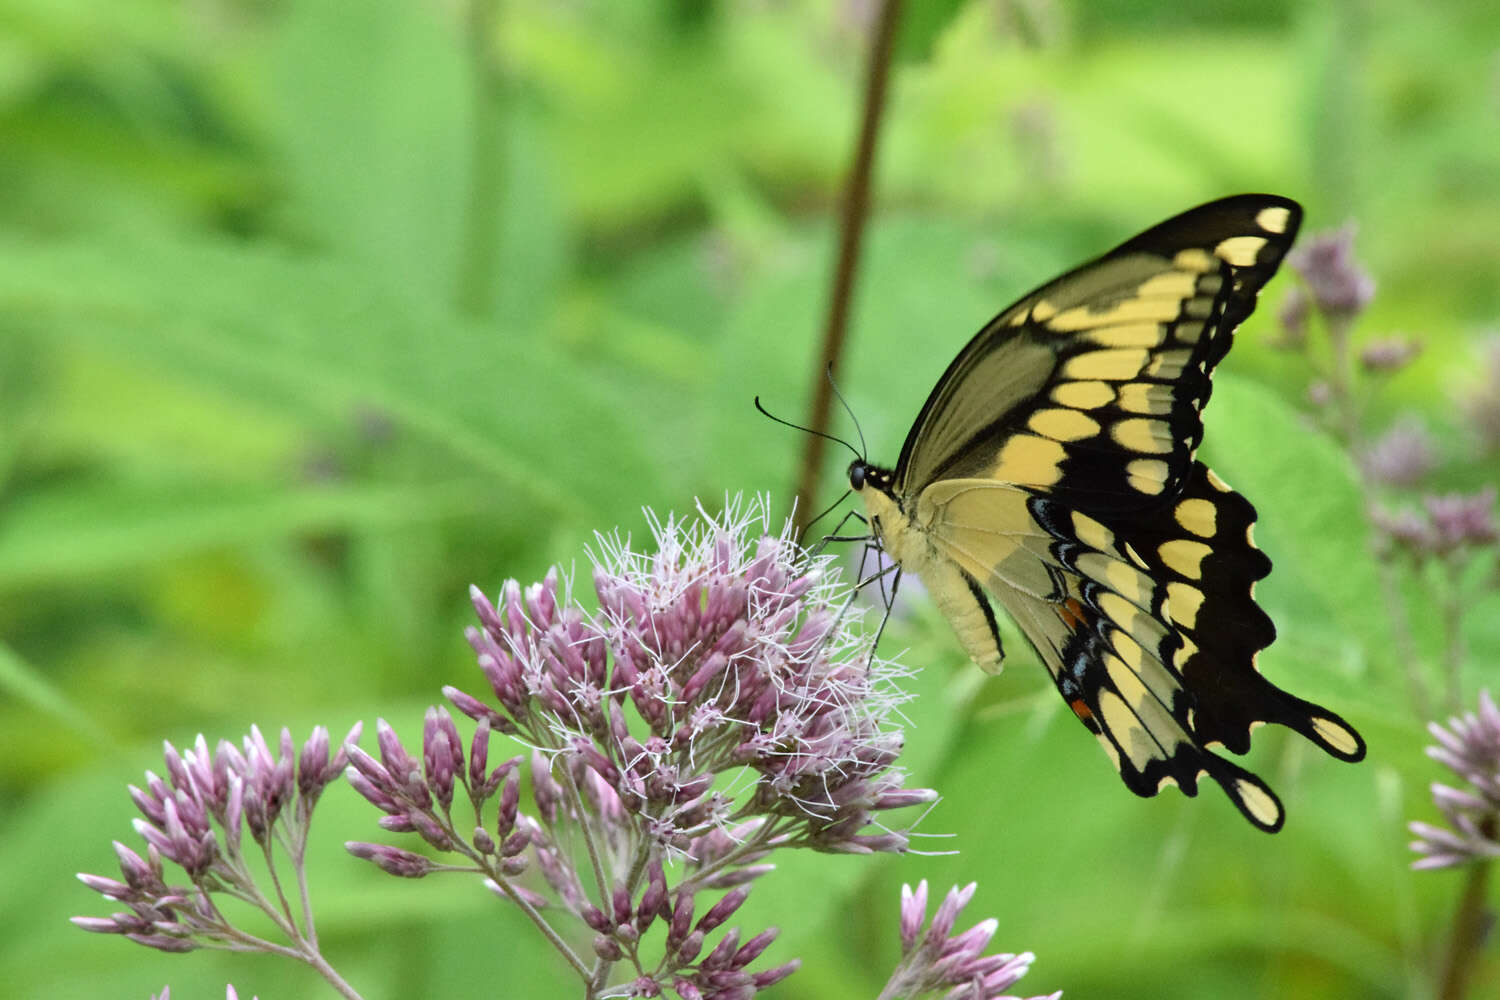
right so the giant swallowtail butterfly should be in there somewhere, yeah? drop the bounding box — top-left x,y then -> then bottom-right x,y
848,195 -> 1365,831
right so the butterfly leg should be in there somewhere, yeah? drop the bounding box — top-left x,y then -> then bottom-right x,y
810,509 -> 872,556
868,562 -> 902,657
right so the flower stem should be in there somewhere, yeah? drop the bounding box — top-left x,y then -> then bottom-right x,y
1316,300 -> 1433,717
1374,556 -> 1430,718
562,767 -> 614,915
792,0 -> 904,531
1441,556 -> 1469,712
1437,843 -> 1495,1000
491,873 -> 594,980
303,947 -> 367,1000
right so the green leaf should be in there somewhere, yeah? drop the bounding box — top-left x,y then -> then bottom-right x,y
1203,375 -> 1389,686
0,479 -> 490,590
0,237 -> 659,522
0,640 -> 83,728
895,0 -> 970,63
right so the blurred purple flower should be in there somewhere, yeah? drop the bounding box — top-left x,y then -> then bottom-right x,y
1306,379 -> 1333,409
1425,489 -> 1499,554
1010,100 -> 1065,190
880,881 -> 1060,1000
1410,692 -> 1500,869
1288,223 -> 1376,318
1371,504 -> 1436,557
1360,417 -> 1437,489
1275,286 -> 1309,349
1373,489 -> 1497,559
1359,335 -> 1422,374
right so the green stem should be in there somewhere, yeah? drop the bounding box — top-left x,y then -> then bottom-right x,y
1374,555 -> 1429,719
1440,556 -> 1469,712
792,0 -> 904,532
1313,300 -> 1432,716
489,873 -> 594,980
456,0 -> 506,318
302,948 -> 368,1000
1437,827 -> 1495,1000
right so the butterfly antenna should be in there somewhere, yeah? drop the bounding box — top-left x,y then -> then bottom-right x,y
825,364 -> 867,460
753,396 -> 863,461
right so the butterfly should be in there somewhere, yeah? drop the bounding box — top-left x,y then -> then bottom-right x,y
847,194 -> 1365,832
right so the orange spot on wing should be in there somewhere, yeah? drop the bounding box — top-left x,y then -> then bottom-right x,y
1069,698 -> 1094,722
1059,597 -> 1086,630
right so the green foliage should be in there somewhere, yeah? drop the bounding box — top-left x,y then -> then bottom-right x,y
4,1 -> 1498,998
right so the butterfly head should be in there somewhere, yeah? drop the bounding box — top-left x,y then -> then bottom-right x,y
847,459 -> 895,498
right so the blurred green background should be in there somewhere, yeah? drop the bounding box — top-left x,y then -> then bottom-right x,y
3,0 -> 1498,997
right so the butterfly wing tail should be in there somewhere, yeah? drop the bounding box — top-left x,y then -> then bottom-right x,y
1103,462 -> 1367,764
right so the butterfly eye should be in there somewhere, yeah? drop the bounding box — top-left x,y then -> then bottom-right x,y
848,461 -> 867,491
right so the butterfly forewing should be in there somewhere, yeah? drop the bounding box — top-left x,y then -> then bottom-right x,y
853,194 -> 1366,831
895,195 -> 1302,513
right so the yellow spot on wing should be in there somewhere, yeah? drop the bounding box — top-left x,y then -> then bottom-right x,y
1146,349 -> 1192,379
1256,205 -> 1292,234
1070,511 -> 1114,553
1126,458 -> 1170,494
1050,298 -> 1181,331
1064,348 -> 1149,381
1166,582 -> 1204,629
1136,271 -> 1199,299
990,434 -> 1066,487
1158,539 -> 1211,579
1028,407 -> 1101,442
1311,716 -> 1363,757
1113,418 -> 1174,454
1117,383 -> 1174,415
1111,628 -> 1147,670
1175,498 -> 1218,537
1233,778 -> 1283,829
1030,299 -> 1058,322
1076,553 -> 1151,607
1087,323 -> 1166,349
1215,235 -> 1268,267
1100,676 -> 1184,772
1173,248 -> 1215,271
1051,380 -> 1115,409
1096,690 -> 1155,770
1111,629 -> 1181,707
1098,591 -> 1142,633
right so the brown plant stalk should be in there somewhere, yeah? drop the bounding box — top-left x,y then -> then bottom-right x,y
793,0 -> 904,532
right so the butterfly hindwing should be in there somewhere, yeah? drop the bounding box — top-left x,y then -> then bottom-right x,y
1101,464 -> 1366,763
913,475 -> 1291,830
